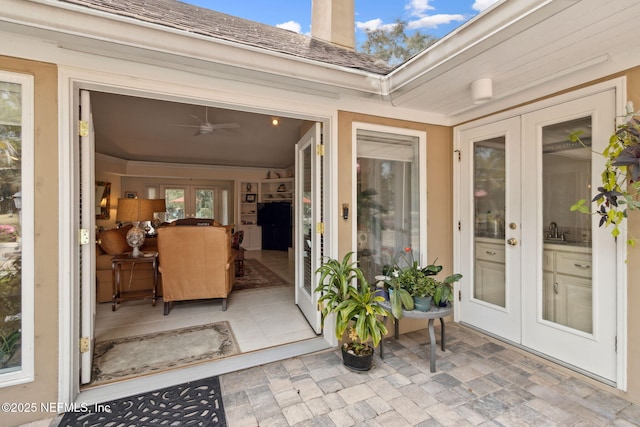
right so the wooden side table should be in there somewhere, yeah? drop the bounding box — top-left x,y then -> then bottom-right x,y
378,301 -> 453,372
111,251 -> 158,311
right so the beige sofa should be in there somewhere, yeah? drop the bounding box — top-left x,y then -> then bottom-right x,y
95,225 -> 163,303
157,225 -> 236,314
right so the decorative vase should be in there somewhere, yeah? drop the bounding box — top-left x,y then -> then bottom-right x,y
413,295 -> 432,312
341,345 -> 374,371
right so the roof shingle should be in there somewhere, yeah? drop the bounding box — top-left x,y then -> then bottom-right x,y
59,0 -> 392,74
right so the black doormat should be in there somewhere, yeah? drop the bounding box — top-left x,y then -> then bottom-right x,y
59,376 -> 226,426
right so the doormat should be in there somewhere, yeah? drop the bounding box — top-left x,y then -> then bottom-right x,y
60,376 -> 226,426
90,321 -> 239,386
234,259 -> 292,291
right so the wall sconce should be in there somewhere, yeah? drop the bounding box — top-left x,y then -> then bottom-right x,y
471,78 -> 493,104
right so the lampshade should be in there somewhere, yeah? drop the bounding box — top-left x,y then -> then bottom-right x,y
150,198 -> 166,213
116,198 -> 155,223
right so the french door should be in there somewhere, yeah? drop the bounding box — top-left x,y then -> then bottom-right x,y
458,90 -> 618,382
295,123 -> 322,333
162,185 -> 230,223
79,90 -> 96,384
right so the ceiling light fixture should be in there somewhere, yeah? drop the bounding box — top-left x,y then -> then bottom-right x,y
271,118 -> 279,126
471,78 -> 493,104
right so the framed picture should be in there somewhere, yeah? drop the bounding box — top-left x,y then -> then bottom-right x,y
245,193 -> 256,203
124,191 -> 137,199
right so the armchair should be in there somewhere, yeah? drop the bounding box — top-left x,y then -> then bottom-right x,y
157,225 -> 235,314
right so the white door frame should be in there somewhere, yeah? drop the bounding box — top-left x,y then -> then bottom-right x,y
57,67 -> 339,403
453,77 -> 628,390
295,123 -> 323,333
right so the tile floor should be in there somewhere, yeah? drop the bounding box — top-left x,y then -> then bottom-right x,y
221,322 -> 640,426
94,250 -> 316,354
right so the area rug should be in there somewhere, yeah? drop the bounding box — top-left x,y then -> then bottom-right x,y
91,321 -> 239,386
234,259 -> 292,291
60,376 -> 226,426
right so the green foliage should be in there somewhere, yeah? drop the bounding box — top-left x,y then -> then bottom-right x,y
0,329 -> 20,368
383,249 -> 462,315
570,114 -> 640,246
315,252 -> 389,354
358,20 -> 438,66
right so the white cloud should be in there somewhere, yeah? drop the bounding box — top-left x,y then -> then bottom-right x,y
406,14 -> 466,30
405,0 -> 435,17
355,18 -> 398,33
472,0 -> 500,12
276,20 -> 301,33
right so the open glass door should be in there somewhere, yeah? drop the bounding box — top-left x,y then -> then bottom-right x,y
79,89 -> 96,384
295,124 -> 322,333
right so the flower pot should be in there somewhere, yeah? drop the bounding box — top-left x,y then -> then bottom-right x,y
413,295 -> 432,312
341,345 -> 374,371
376,287 -> 389,301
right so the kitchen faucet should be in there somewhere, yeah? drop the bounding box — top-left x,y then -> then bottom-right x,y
549,222 -> 559,239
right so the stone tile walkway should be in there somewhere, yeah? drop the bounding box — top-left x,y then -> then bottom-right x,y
221,323 -> 640,426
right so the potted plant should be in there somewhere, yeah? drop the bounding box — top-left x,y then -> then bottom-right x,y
383,249 -> 463,316
571,109 -> 640,245
315,252 -> 389,371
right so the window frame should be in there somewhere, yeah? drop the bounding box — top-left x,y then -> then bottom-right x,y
0,70 -> 35,388
351,122 -> 427,268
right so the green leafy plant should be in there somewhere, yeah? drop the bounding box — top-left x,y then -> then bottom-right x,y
383,250 -> 463,315
315,252 -> 389,356
0,329 -> 20,368
570,112 -> 640,246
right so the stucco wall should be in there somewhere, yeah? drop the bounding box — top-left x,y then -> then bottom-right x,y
0,56 -> 59,426
337,111 -> 453,334
624,66 -> 640,404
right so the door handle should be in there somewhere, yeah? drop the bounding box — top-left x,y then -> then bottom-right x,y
507,238 -> 518,246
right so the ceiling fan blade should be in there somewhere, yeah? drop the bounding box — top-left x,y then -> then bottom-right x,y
210,123 -> 240,130
169,124 -> 201,128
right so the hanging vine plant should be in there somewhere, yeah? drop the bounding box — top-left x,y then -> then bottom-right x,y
570,109 -> 640,246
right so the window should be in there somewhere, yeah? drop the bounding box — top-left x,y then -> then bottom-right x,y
355,125 -> 425,283
161,185 -> 231,223
0,71 -> 34,387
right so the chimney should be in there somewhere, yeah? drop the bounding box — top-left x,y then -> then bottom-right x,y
311,0 -> 355,50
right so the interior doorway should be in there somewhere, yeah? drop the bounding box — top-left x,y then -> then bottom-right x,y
75,85 -> 329,392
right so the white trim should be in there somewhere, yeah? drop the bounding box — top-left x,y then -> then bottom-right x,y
453,77 -> 628,390
57,66 -> 338,404
0,71 -> 35,388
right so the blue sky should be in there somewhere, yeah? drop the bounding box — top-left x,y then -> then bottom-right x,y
181,0 -> 500,45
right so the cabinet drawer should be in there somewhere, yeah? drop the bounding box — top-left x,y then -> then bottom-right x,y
475,242 -> 505,263
556,252 -> 592,278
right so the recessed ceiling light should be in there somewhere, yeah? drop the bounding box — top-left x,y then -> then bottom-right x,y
271,118 -> 279,126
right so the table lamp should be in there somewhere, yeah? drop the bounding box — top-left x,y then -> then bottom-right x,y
151,198 -> 167,229
116,198 -> 154,257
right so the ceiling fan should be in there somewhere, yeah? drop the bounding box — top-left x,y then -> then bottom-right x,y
170,107 -> 240,136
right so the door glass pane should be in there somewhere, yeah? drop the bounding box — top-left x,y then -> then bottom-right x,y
195,189 -> 214,219
0,81 -> 23,375
542,117 -> 592,333
302,145 -> 312,295
165,188 -> 185,221
473,138 -> 506,307
356,130 -> 420,283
